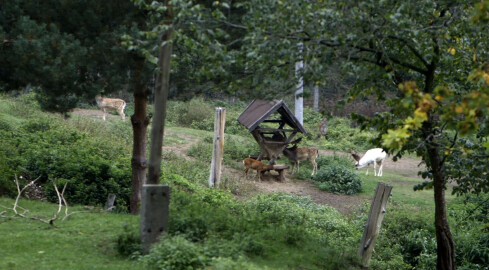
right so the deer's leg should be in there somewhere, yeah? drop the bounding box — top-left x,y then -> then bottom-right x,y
244,168 -> 249,178
311,159 -> 317,176
102,108 -> 107,121
257,169 -> 262,181
378,161 -> 383,176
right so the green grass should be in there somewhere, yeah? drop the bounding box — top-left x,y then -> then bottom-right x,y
357,170 -> 456,211
0,198 -> 141,270
2,94 -> 484,269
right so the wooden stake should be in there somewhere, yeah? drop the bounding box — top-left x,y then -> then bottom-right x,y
209,107 -> 226,187
359,182 -> 393,268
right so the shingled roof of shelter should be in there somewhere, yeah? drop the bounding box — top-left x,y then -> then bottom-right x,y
237,99 -> 307,134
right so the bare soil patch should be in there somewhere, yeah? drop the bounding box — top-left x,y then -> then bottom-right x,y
72,108 -> 115,119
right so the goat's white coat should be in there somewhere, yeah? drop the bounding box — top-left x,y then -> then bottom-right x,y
355,148 -> 387,176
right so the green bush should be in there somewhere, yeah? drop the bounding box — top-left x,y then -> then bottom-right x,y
116,224 -> 141,259
317,154 -> 355,169
208,257 -> 262,270
312,162 -> 362,195
170,97 -> 214,128
143,234 -> 206,270
187,140 -> 213,162
302,115 -> 377,152
0,109 -> 132,208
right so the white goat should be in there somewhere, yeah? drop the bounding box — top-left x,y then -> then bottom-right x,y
354,148 -> 387,177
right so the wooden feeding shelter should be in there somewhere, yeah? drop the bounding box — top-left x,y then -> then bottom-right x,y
237,99 -> 307,165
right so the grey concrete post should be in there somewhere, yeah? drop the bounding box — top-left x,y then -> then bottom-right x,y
140,184 -> 170,254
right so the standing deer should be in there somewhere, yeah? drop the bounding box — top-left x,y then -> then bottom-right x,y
283,145 -> 319,176
95,95 -> 126,121
352,148 -> 387,176
243,157 -> 274,181
318,118 -> 328,139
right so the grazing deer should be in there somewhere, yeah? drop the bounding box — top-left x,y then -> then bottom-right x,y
243,157 -> 274,181
318,118 -> 328,138
353,148 -> 387,176
283,145 -> 319,176
95,95 -> 126,121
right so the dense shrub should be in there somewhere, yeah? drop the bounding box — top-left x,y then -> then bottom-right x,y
115,224 -> 141,258
317,154 -> 355,169
313,156 -> 362,195
302,114 -> 377,152
150,181 -> 361,269
0,105 -> 132,208
143,234 -> 206,269
168,97 -> 214,128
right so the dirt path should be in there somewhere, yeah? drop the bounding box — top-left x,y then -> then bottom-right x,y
226,150 -> 423,214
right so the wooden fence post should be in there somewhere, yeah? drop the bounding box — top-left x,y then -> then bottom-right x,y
209,107 -> 226,188
359,182 -> 393,268
140,184 -> 170,254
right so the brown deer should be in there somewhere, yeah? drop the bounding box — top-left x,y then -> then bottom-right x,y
318,118 -> 328,138
283,145 -> 319,176
95,95 -> 126,121
243,157 -> 274,181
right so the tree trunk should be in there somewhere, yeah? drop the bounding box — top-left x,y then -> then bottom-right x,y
147,7 -> 173,185
295,43 -> 304,125
313,84 -> 319,113
423,121 -> 456,270
130,54 -> 150,214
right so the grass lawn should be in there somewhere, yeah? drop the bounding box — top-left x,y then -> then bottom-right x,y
0,198 -> 141,270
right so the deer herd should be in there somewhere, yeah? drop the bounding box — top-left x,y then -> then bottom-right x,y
93,95 -> 387,181
243,144 -> 387,181
242,118 -> 388,181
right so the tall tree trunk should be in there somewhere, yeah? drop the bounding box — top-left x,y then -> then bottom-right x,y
313,84 -> 319,113
148,5 -> 173,185
423,120 -> 456,270
295,43 -> 304,125
421,42 -> 455,269
130,54 -> 150,214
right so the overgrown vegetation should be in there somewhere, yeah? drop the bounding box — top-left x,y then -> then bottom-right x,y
0,95 -> 132,209
313,155 -> 362,195
1,95 -> 488,269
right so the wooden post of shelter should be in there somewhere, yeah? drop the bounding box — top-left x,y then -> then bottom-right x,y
358,182 -> 393,268
209,107 -> 226,188
140,184 -> 170,254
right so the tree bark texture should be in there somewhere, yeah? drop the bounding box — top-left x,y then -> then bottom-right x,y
148,5 -> 173,185
130,54 -> 150,214
423,120 -> 456,270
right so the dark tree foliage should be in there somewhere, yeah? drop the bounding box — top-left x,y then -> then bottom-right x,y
0,0 -> 148,112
